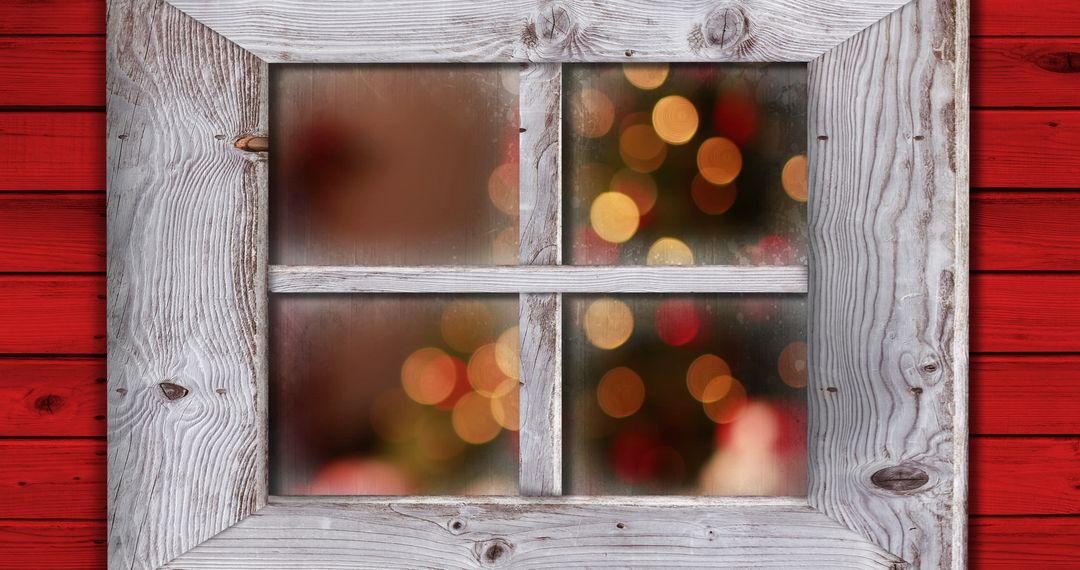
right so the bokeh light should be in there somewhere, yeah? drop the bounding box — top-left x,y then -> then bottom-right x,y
654,299 -> 701,346
571,89 -> 616,138
703,376 -> 748,424
597,367 -> 646,418
691,175 -> 737,215
781,154 -> 809,202
487,162 -> 519,216
452,392 -> 502,444
778,341 -> 808,388
495,326 -> 520,379
401,347 -> 459,405
583,298 -> 635,350
610,170 -> 658,215
590,192 -> 641,244
490,378 -> 521,431
646,237 -> 694,265
468,343 -> 510,396
652,95 -> 699,144
619,124 -> 667,173
687,354 -> 731,402
623,63 -> 670,90
697,137 -> 743,185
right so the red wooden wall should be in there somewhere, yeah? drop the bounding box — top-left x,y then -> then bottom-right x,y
0,1 -> 1078,568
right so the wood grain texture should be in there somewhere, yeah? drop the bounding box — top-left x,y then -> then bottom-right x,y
970,437 -> 1080,515
972,192 -> 1080,271
166,0 -> 910,63
518,62 -> 560,265
269,265 -> 809,293
0,112 -> 104,191
972,0 -> 1080,36
0,193 -> 105,273
971,274 -> 1080,353
167,498 -> 903,569
0,0 -> 105,34
107,0 -> 266,568
0,276 -> 104,354
807,0 -> 967,567
519,294 -> 561,496
0,358 -> 106,437
971,355 -> 1080,434
972,110 -> 1080,188
0,37 -> 105,107
970,516 -> 1080,569
972,38 -> 1080,108
0,520 -> 106,570
0,439 -> 105,519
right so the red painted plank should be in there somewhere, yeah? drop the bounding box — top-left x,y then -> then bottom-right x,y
0,112 -> 104,191
0,0 -> 105,35
970,437 -> 1080,515
972,355 -> 1080,434
971,192 -> 1080,271
973,0 -> 1080,36
972,110 -> 1080,188
0,358 -> 105,437
972,38 -> 1080,108
970,516 -> 1080,569
0,276 -> 105,354
0,37 -> 104,107
0,439 -> 105,519
971,274 -> 1080,353
0,521 -> 105,570
0,193 -> 105,272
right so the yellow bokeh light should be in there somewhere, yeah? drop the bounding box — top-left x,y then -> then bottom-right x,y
401,347 -> 457,405
490,378 -> 520,431
619,123 -> 667,173
590,191 -> 640,244
583,298 -> 634,350
440,300 -> 494,354
687,354 -> 731,402
610,169 -> 658,215
452,392 -> 502,444
782,154 -> 809,202
779,340 -> 808,388
691,174 -> 737,215
467,343 -> 510,397
701,375 -> 734,403
487,162 -> 519,216
646,237 -> 694,266
702,377 -> 748,424
495,326 -> 520,379
623,63 -> 669,90
571,89 -> 616,138
652,95 -> 699,145
597,367 -> 646,418
697,137 -> 743,185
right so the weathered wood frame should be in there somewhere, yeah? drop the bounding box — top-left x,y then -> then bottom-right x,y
106,0 -> 968,568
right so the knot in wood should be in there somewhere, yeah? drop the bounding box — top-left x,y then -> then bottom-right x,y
475,538 -> 513,567
448,518 -> 466,534
34,394 -> 64,414
535,3 -> 573,45
703,5 -> 749,51
159,382 -> 189,401
1033,52 -> 1080,73
871,464 -> 930,492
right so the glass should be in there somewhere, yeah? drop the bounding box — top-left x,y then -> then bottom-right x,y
271,65 -> 521,265
563,294 -> 807,495
564,63 -> 808,265
270,294 -> 520,495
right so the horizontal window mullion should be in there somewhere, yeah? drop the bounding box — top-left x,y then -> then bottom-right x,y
268,265 -> 808,294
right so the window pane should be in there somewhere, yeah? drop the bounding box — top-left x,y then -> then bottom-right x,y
564,64 -> 807,265
564,294 -> 807,495
271,65 -> 520,265
271,294 -> 519,495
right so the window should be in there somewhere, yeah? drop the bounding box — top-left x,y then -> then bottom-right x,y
107,1 -> 969,568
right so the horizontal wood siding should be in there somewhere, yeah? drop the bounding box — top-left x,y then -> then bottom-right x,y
0,0 -> 1076,566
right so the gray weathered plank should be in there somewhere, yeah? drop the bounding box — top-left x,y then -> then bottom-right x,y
165,0 -> 911,63
807,0 -> 968,568
107,0 -> 267,568
268,265 -> 809,293
519,293 -> 561,496
165,498 -> 904,569
519,62 -> 561,266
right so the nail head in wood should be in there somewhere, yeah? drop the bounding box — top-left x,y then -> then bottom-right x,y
870,464 -> 930,493
159,382 -> 189,401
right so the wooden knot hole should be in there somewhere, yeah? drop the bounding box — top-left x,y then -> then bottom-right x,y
159,382 -> 189,401
537,3 -> 572,44
921,362 -> 938,373
448,518 -> 466,534
475,538 -> 512,567
234,135 -> 269,153
703,5 -> 749,51
616,522 -> 626,529
1033,52 -> 1080,73
871,464 -> 930,492
34,394 -> 63,414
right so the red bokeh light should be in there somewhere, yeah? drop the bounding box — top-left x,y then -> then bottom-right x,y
654,299 -> 701,346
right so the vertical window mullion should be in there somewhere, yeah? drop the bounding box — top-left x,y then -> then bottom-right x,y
518,62 -> 563,496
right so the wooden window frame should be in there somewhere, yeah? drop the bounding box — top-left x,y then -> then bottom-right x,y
106,1 -> 969,568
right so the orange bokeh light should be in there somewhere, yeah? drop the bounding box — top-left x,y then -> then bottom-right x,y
401,347 -> 459,405
782,154 -> 809,202
687,354 -> 731,402
597,366 -> 646,418
652,95 -> 699,144
696,137 -> 743,185
452,392 -> 502,444
623,63 -> 669,90
691,174 -> 737,215
778,341 -> 808,388
619,124 -> 667,173
583,298 -> 635,350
